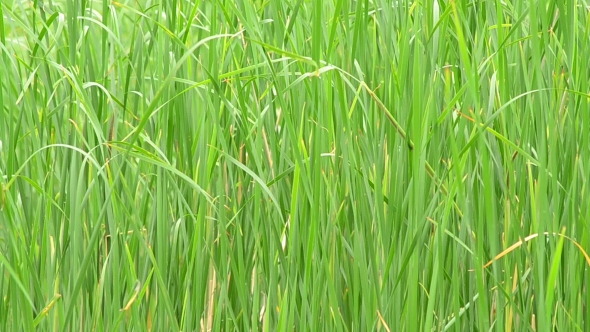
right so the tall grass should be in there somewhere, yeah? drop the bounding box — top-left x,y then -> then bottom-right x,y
1,0 -> 589,331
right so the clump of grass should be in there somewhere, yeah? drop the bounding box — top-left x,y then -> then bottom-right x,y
1,0 -> 589,331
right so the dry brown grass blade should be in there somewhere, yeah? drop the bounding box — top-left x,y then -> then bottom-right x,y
506,265 -> 518,332
483,232 -> 590,269
377,310 -> 392,332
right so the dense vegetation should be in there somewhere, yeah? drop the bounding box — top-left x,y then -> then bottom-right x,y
1,0 -> 589,331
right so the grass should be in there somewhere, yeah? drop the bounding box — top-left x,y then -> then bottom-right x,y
1,0 -> 589,331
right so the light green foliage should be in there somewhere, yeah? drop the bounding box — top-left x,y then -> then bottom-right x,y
0,0 -> 589,331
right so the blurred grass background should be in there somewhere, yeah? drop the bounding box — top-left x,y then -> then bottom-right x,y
1,0 -> 589,331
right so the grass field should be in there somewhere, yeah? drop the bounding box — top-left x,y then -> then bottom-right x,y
1,0 -> 589,331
